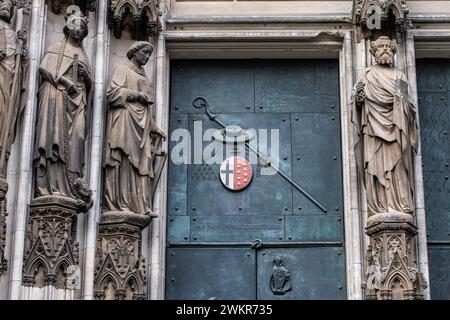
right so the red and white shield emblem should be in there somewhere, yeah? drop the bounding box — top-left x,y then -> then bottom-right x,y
219,156 -> 253,191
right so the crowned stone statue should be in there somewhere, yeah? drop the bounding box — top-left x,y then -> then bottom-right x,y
33,5 -> 93,209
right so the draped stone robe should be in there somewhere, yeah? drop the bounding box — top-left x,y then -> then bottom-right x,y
103,62 -> 158,215
353,64 -> 418,217
0,18 -> 27,177
33,39 -> 92,199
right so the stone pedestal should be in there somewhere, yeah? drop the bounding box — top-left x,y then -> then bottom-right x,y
363,211 -> 427,300
94,211 -> 156,300
22,196 -> 85,289
0,178 -> 8,275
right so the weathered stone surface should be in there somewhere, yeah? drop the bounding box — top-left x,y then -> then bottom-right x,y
23,195 -> 81,289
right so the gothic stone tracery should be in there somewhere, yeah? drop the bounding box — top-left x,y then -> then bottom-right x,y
108,0 -> 160,40
352,0 -> 410,39
48,0 -> 96,15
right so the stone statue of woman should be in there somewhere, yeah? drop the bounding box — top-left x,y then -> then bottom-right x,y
103,41 -> 166,217
33,6 -> 92,208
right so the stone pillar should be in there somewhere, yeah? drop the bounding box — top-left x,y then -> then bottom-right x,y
8,0 -> 45,300
0,178 -> 7,275
341,31 -> 364,300
404,30 -> 431,300
150,0 -> 169,300
81,0 -> 108,300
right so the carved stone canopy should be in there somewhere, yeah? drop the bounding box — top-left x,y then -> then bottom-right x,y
12,0 -> 32,10
108,0 -> 159,40
48,0 -> 96,15
352,0 -> 410,39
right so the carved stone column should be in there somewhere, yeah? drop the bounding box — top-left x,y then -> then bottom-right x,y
108,0 -> 159,40
0,178 -> 7,275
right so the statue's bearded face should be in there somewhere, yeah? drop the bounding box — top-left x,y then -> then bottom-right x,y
0,0 -> 13,21
373,39 -> 395,66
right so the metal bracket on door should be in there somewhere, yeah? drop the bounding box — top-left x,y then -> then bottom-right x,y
192,96 -> 328,213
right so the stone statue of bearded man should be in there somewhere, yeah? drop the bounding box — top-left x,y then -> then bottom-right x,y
353,36 -> 418,219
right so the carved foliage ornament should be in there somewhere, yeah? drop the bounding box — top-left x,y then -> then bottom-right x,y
109,0 -> 160,40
